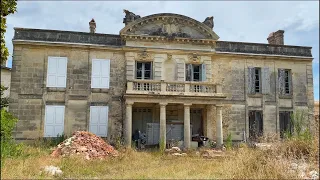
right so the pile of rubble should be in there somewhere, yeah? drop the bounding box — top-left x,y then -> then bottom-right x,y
51,131 -> 119,160
165,147 -> 187,156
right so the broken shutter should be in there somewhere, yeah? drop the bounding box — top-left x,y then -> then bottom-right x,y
201,64 -> 206,81
247,67 -> 255,94
262,67 -> 270,94
186,64 -> 192,81
278,69 -> 285,95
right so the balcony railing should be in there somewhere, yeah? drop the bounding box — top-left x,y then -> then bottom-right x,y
126,80 -> 224,97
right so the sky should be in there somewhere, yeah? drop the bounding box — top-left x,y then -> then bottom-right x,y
4,1 -> 319,100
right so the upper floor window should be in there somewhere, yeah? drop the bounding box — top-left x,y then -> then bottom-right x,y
254,68 -> 261,93
91,59 -> 110,88
279,69 -> 292,95
136,62 -> 152,79
47,57 -> 68,88
185,64 -> 206,81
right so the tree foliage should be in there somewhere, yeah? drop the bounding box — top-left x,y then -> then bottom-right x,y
0,85 -> 9,109
1,0 -> 17,65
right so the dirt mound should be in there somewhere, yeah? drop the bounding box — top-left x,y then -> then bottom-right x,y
51,131 -> 119,160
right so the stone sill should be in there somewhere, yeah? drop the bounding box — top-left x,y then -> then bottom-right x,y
247,93 -> 263,98
91,88 -> 111,93
46,87 -> 66,92
279,95 -> 292,99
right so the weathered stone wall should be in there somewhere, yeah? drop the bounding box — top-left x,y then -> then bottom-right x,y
9,44 -> 126,143
212,54 -> 313,139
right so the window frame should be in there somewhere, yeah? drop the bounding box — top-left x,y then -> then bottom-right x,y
136,61 -> 153,80
279,111 -> 293,139
284,69 -> 291,95
185,63 -> 203,82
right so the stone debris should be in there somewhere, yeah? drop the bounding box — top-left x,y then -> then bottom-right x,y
43,165 -> 63,176
288,162 -> 319,179
254,143 -> 273,150
165,146 -> 181,153
201,149 -> 224,158
51,131 -> 119,160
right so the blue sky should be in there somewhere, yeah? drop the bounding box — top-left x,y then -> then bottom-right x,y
4,1 -> 319,100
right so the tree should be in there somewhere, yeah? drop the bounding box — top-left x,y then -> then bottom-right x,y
0,85 -> 9,109
1,0 -> 17,65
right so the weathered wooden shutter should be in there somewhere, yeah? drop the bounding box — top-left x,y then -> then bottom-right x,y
186,64 -> 192,81
201,64 -> 206,81
175,62 -> 184,81
262,67 -> 270,94
247,67 -> 255,94
278,69 -> 285,95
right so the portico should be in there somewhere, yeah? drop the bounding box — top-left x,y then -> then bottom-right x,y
124,97 -> 224,149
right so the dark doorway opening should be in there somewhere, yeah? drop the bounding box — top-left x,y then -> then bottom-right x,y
249,110 -> 263,141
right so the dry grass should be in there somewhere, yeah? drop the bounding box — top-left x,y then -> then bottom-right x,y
1,145 -> 307,179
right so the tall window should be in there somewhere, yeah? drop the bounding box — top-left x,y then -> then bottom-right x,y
279,69 -> 292,95
136,62 -> 152,79
254,68 -> 261,93
279,111 -> 292,138
186,64 -> 205,81
47,57 -> 68,88
249,110 -> 263,141
284,70 -> 291,95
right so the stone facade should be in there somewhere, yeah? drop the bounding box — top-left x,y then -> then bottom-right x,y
9,12 -> 314,146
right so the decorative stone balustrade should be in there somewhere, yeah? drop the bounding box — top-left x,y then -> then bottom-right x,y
126,80 -> 224,97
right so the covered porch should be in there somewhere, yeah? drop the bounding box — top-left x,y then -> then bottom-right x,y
124,96 -> 225,149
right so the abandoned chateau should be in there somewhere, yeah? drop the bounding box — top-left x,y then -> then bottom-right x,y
9,11 -> 314,148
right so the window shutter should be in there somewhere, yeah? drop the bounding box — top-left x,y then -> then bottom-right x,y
201,64 -> 206,81
47,57 -> 57,87
56,58 -> 68,87
186,64 -> 192,81
89,106 -> 109,137
278,69 -> 285,95
44,105 -> 65,137
92,59 -> 101,88
289,70 -> 293,95
262,67 -> 270,94
176,62 -> 184,81
247,67 -> 255,94
100,60 -> 110,88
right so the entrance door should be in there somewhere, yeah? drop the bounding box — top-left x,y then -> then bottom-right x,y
132,108 -> 153,135
191,109 -> 203,136
249,110 -> 263,141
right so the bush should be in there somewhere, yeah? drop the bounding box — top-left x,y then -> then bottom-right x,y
225,133 -> 233,149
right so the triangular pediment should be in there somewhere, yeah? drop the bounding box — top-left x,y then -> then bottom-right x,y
120,13 -> 219,40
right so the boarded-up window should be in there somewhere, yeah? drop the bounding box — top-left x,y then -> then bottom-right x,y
279,111 -> 293,138
279,69 -> 292,95
47,57 -> 68,88
249,110 -> 263,141
91,59 -> 110,88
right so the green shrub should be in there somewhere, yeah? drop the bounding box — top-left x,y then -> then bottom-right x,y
226,133 -> 233,149
1,109 -> 18,141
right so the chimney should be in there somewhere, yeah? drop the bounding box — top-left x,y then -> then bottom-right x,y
267,30 -> 284,45
89,19 -> 96,33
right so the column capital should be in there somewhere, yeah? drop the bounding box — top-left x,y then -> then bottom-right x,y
159,102 -> 168,106
184,103 -> 192,107
126,101 -> 134,106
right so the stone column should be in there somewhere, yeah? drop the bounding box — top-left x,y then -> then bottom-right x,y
159,103 -> 167,150
216,105 -> 223,147
206,105 -> 215,140
125,102 -> 133,148
184,103 -> 192,149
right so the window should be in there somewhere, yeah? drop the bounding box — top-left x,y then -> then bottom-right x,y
47,57 -> 68,87
136,62 -> 152,79
91,59 -> 110,88
185,64 -> 206,81
44,105 -> 65,137
89,106 -> 109,137
254,68 -> 261,93
284,70 -> 291,94
279,111 -> 293,138
249,110 -> 263,141
279,69 -> 292,95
